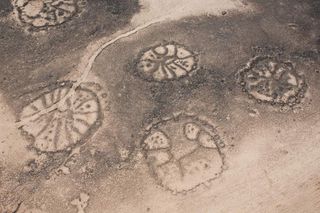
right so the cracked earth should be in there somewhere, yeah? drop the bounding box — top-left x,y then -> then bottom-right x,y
0,0 -> 320,212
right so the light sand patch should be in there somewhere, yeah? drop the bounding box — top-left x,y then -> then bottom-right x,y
0,93 -> 36,169
71,192 -> 90,213
132,0 -> 251,25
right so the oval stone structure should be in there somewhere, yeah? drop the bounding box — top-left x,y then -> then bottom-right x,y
14,0 -> 87,30
238,56 -> 307,106
135,42 -> 199,82
142,113 -> 225,193
19,82 -> 103,153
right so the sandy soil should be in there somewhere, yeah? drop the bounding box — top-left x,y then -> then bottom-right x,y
0,0 -> 320,212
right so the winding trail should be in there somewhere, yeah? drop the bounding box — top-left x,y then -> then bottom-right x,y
16,15 -> 171,127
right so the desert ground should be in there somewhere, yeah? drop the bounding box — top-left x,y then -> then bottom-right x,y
0,0 -> 320,212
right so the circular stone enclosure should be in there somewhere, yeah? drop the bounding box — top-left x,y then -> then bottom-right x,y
142,113 -> 225,193
134,41 -> 199,82
238,56 -> 307,106
19,81 -> 106,153
14,0 -> 87,30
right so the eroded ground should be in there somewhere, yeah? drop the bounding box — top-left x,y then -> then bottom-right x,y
0,0 -> 320,212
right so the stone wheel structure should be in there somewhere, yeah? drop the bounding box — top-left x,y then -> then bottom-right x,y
238,56 -> 307,106
135,42 -> 199,82
14,0 -> 87,30
142,113 -> 225,193
19,82 -> 103,153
